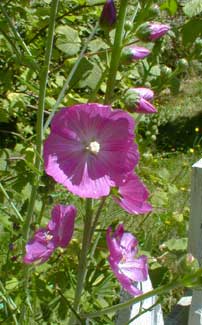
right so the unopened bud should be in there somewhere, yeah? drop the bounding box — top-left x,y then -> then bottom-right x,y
160,65 -> 172,78
136,22 -> 170,42
124,88 -> 156,114
176,58 -> 189,72
121,46 -> 150,64
99,0 -> 116,31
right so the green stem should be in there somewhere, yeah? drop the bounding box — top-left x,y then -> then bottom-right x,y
69,199 -> 93,324
0,3 -> 33,59
0,280 -> 19,325
89,197 -> 106,243
23,0 -> 59,242
0,182 -> 23,222
43,22 -> 99,132
0,27 -> 21,60
104,0 -> 129,104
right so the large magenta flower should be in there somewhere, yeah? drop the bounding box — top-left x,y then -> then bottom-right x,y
107,224 -> 148,296
23,205 -> 77,264
113,173 -> 152,214
44,104 -> 139,199
124,87 -> 157,114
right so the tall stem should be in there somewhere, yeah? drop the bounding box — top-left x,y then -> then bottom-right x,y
104,0 -> 129,104
69,199 -> 93,324
0,3 -> 33,58
23,0 -> 59,242
43,22 -> 99,132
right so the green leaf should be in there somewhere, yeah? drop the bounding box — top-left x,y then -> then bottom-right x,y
160,0 -> 178,15
55,25 -> 81,57
69,57 -> 94,89
183,0 -> 202,17
163,238 -> 188,252
182,19 -> 202,45
77,62 -> 102,89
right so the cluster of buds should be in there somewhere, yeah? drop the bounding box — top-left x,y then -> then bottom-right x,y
100,1 -> 170,116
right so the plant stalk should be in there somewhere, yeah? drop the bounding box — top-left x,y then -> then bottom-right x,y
69,199 -> 93,324
23,0 -> 59,242
104,0 -> 129,104
43,22 -> 99,132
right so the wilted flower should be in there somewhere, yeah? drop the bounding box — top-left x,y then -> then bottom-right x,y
124,88 -> 157,114
100,0 -> 116,30
44,104 -> 139,199
107,224 -> 148,296
23,205 -> 77,264
121,46 -> 150,64
136,22 -> 170,41
113,173 -> 152,214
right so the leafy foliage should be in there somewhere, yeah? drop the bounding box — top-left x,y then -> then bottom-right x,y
0,0 -> 202,323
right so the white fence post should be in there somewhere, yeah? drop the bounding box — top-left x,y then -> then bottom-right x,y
116,276 -> 164,325
188,159 -> 202,325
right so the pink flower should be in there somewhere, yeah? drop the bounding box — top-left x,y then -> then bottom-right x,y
107,224 -> 148,296
100,0 -> 116,30
44,104 -> 139,199
121,46 -> 150,64
124,88 -> 157,114
137,22 -> 170,42
113,173 -> 152,214
23,205 -> 77,264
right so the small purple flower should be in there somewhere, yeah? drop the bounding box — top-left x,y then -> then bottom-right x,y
124,88 -> 157,114
137,22 -> 170,42
107,224 -> 148,296
121,46 -> 150,64
100,0 -> 116,30
113,173 -> 152,214
44,104 -> 139,199
23,205 -> 77,264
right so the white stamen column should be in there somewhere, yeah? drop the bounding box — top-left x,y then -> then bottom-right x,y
188,159 -> 202,325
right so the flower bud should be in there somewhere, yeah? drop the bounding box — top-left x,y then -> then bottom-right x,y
121,46 -> 150,64
124,88 -> 157,114
160,65 -> 172,78
176,58 -> 189,72
99,0 -> 116,30
124,20 -> 133,31
136,22 -> 170,42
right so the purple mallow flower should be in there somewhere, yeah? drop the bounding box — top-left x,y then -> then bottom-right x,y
124,87 -> 157,114
113,173 -> 152,214
23,205 -> 77,264
121,46 -> 150,64
137,22 -> 170,42
100,0 -> 116,29
44,103 -> 139,199
107,224 -> 148,296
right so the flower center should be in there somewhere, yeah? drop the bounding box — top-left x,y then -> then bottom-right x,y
44,232 -> 53,241
86,141 -> 100,155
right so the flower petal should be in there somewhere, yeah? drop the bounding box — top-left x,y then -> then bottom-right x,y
114,173 -> 152,214
23,229 -> 55,264
48,205 -> 77,248
119,255 -> 148,282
